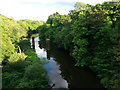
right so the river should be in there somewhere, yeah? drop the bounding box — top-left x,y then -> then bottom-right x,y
31,37 -> 104,89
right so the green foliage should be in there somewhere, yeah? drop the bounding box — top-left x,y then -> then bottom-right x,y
31,34 -> 39,38
0,26 -> 15,64
1,15 -> 48,88
16,62 -> 48,88
37,1 -> 120,89
0,14 -> 42,63
8,53 -> 27,63
74,2 -> 91,10
17,19 -> 43,38
2,40 -> 48,89
37,12 -> 73,50
2,72 -> 22,88
25,63 -> 47,80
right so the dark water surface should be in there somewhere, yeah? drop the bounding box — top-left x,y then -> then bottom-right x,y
32,37 -> 104,89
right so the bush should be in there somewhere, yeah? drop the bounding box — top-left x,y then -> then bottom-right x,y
15,63 -> 49,88
8,53 -> 27,63
2,72 -> 22,88
25,63 -> 48,81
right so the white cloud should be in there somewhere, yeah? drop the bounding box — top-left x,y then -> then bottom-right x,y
18,0 -> 110,4
0,0 -> 110,21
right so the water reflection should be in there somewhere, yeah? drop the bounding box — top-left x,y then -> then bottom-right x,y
33,37 -> 104,89
34,37 -> 68,88
44,59 -> 68,88
31,37 -> 47,59
47,50 -> 50,60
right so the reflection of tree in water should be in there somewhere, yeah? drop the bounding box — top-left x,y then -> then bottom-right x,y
39,39 -> 71,83
39,39 -> 51,60
38,39 -> 103,88
46,50 -> 50,60
49,46 -> 103,88
49,46 -> 76,88
46,42 -> 77,88
38,39 -> 46,49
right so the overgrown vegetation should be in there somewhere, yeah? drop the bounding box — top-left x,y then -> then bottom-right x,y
37,1 -> 120,89
0,14 -> 48,88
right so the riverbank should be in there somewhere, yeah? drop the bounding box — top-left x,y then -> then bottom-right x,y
37,37 -> 104,88
2,38 -> 49,88
37,1 -> 120,88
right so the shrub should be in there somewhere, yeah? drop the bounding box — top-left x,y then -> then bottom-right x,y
8,53 -> 27,63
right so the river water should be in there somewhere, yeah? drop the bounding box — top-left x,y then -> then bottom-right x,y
32,37 -> 104,89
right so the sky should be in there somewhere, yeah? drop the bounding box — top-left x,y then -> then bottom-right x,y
0,0 -> 110,21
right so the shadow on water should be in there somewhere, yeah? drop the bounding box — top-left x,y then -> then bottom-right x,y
34,37 -> 105,89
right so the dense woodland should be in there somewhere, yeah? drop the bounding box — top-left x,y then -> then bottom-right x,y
0,0 -> 120,89
38,1 -> 120,89
0,15 -> 48,88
